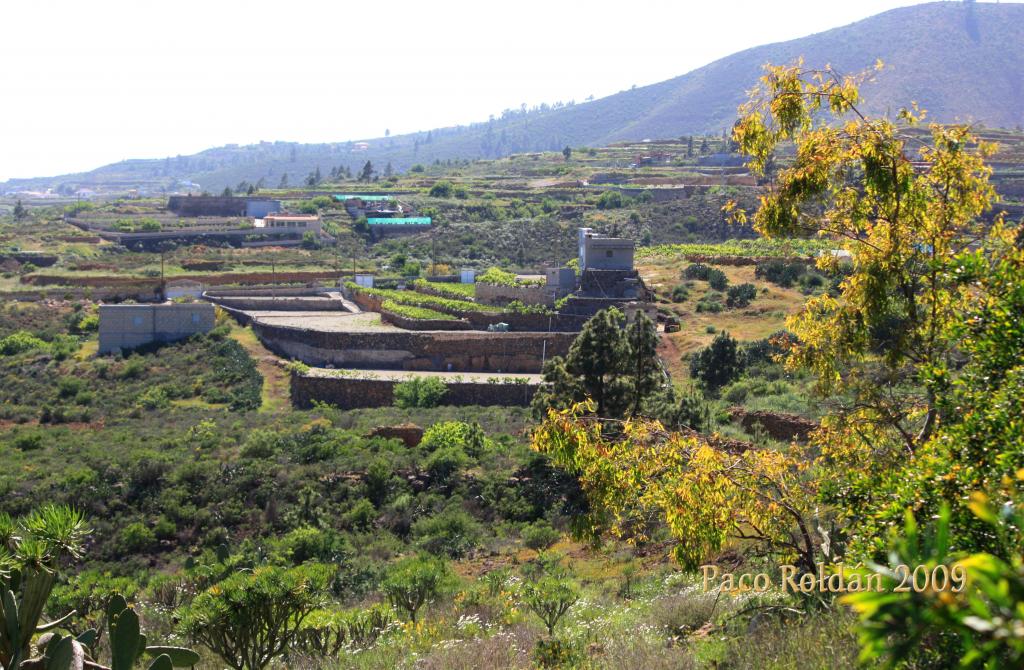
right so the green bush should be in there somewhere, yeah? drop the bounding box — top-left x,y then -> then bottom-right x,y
429,181 -> 454,198
119,521 -> 157,553
521,520 -> 560,550
726,283 -> 757,308
394,377 -> 448,408
596,191 -> 624,210
178,564 -> 333,670
411,508 -> 483,558
382,554 -> 456,622
420,421 -> 487,457
424,445 -> 471,484
0,330 -> 48,355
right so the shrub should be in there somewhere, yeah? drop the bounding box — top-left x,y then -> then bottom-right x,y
0,331 -> 48,355
522,577 -> 580,635
424,445 -> 471,485
420,421 -> 487,457
382,555 -> 457,622
695,295 -> 723,313
670,284 -> 689,302
726,283 -> 757,308
707,268 -> 729,291
137,386 -> 170,410
10,431 -> 44,452
755,259 -> 807,287
596,191 -> 624,210
682,263 -> 728,290
179,564 -> 333,670
521,520 -> 560,551
429,181 -> 454,198
119,522 -> 157,553
411,508 -> 483,558
394,377 -> 448,408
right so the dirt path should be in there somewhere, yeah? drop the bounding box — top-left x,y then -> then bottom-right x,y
229,325 -> 291,413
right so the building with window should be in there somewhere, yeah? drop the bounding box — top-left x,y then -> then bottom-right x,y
98,303 -> 215,353
578,227 -> 635,271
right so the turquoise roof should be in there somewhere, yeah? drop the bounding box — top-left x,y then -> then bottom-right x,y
367,217 -> 432,226
334,194 -> 393,202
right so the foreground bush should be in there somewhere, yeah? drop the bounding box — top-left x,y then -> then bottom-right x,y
178,564 -> 333,670
382,555 -> 457,623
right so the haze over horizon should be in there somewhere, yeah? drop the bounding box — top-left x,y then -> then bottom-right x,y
2,0 -> 1010,182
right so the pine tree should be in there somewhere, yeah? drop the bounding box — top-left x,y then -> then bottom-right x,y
533,308 -> 632,418
279,173 -> 289,188
689,331 -> 743,391
384,162 -> 394,178
12,199 -> 27,220
360,161 -> 375,182
625,312 -> 662,416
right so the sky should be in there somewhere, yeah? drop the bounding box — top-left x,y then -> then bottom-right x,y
0,0 -> 979,181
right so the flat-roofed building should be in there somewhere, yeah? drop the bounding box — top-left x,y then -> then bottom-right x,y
260,214 -> 321,231
98,303 -> 215,354
578,227 -> 635,271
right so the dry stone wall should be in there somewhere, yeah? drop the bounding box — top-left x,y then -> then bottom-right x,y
254,321 -> 574,373
291,373 -> 538,409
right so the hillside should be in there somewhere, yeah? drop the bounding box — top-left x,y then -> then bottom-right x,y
5,1 -> 1024,193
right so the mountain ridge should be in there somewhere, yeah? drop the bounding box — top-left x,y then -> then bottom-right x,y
5,1 -> 1023,192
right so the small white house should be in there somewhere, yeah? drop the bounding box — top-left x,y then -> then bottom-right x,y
165,279 -> 205,301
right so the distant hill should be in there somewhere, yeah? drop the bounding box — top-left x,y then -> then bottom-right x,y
6,1 -> 1024,193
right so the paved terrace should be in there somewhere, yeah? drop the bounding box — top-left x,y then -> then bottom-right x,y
243,310 -> 400,332
303,367 -> 541,383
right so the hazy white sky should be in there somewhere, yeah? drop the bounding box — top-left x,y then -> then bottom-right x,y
0,0 -> 976,180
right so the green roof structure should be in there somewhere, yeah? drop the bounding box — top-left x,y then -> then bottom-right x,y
367,217 -> 432,226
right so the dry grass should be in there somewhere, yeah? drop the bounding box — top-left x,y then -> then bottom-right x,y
638,260 -> 809,382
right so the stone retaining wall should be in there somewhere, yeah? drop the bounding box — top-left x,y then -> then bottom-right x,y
254,321 -> 574,373
351,288 -> 586,332
379,308 -> 472,331
291,372 -> 538,409
475,282 -> 553,307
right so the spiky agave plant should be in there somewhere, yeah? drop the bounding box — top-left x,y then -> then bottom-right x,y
0,505 -> 88,669
1,506 -> 199,670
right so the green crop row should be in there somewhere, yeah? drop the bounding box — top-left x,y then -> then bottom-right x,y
346,283 -> 500,315
411,279 -> 477,300
381,300 -> 458,321
637,238 -> 839,259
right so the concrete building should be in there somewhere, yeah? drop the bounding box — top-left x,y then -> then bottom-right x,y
259,214 -> 321,231
98,303 -> 215,354
578,227 -> 635,271
546,267 -> 576,291
245,199 -> 282,218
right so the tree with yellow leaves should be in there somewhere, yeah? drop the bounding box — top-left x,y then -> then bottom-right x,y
730,59 -> 1008,551
531,402 -> 823,571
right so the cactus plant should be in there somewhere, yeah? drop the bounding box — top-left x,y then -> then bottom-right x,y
1,507 -> 198,670
0,505 -> 88,670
